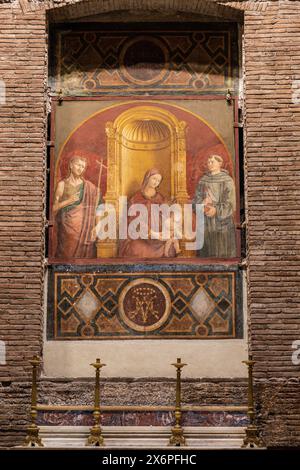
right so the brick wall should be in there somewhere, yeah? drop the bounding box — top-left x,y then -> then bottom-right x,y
0,0 -> 300,448
0,2 -> 46,447
244,0 -> 300,444
244,0 -> 300,377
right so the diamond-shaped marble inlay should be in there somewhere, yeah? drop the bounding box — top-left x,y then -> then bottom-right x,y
74,289 -> 100,320
218,298 -> 230,312
190,287 -> 215,322
173,296 -> 186,313
103,297 -> 117,313
214,53 -> 227,67
58,297 -> 73,314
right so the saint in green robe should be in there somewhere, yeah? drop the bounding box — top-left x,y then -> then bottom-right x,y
193,170 -> 236,258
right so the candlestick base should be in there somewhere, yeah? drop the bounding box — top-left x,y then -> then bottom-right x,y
86,425 -> 105,447
24,424 -> 44,447
169,426 -> 186,446
242,424 -> 264,448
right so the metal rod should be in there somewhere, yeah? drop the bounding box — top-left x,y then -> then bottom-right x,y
248,354 -> 255,425
169,358 -> 187,447
86,358 -> 106,447
241,354 -> 264,448
36,404 -> 248,412
24,356 -> 44,447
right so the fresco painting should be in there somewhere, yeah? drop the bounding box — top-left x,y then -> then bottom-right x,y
50,100 -> 238,262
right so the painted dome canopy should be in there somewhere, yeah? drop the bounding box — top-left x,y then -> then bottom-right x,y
122,119 -> 170,145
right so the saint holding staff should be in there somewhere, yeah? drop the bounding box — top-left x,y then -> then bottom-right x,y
53,154 -> 105,259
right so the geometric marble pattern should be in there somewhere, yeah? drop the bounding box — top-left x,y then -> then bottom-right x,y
190,288 -> 216,323
53,26 -> 236,96
75,290 -> 101,320
48,267 -> 242,340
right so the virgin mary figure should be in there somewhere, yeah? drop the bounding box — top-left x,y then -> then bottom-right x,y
119,168 -> 180,258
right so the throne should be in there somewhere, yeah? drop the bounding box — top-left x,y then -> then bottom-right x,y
96,105 -> 190,258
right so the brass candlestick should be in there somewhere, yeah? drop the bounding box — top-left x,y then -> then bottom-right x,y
169,357 -> 187,446
242,354 -> 264,448
24,355 -> 44,447
86,358 -> 106,446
